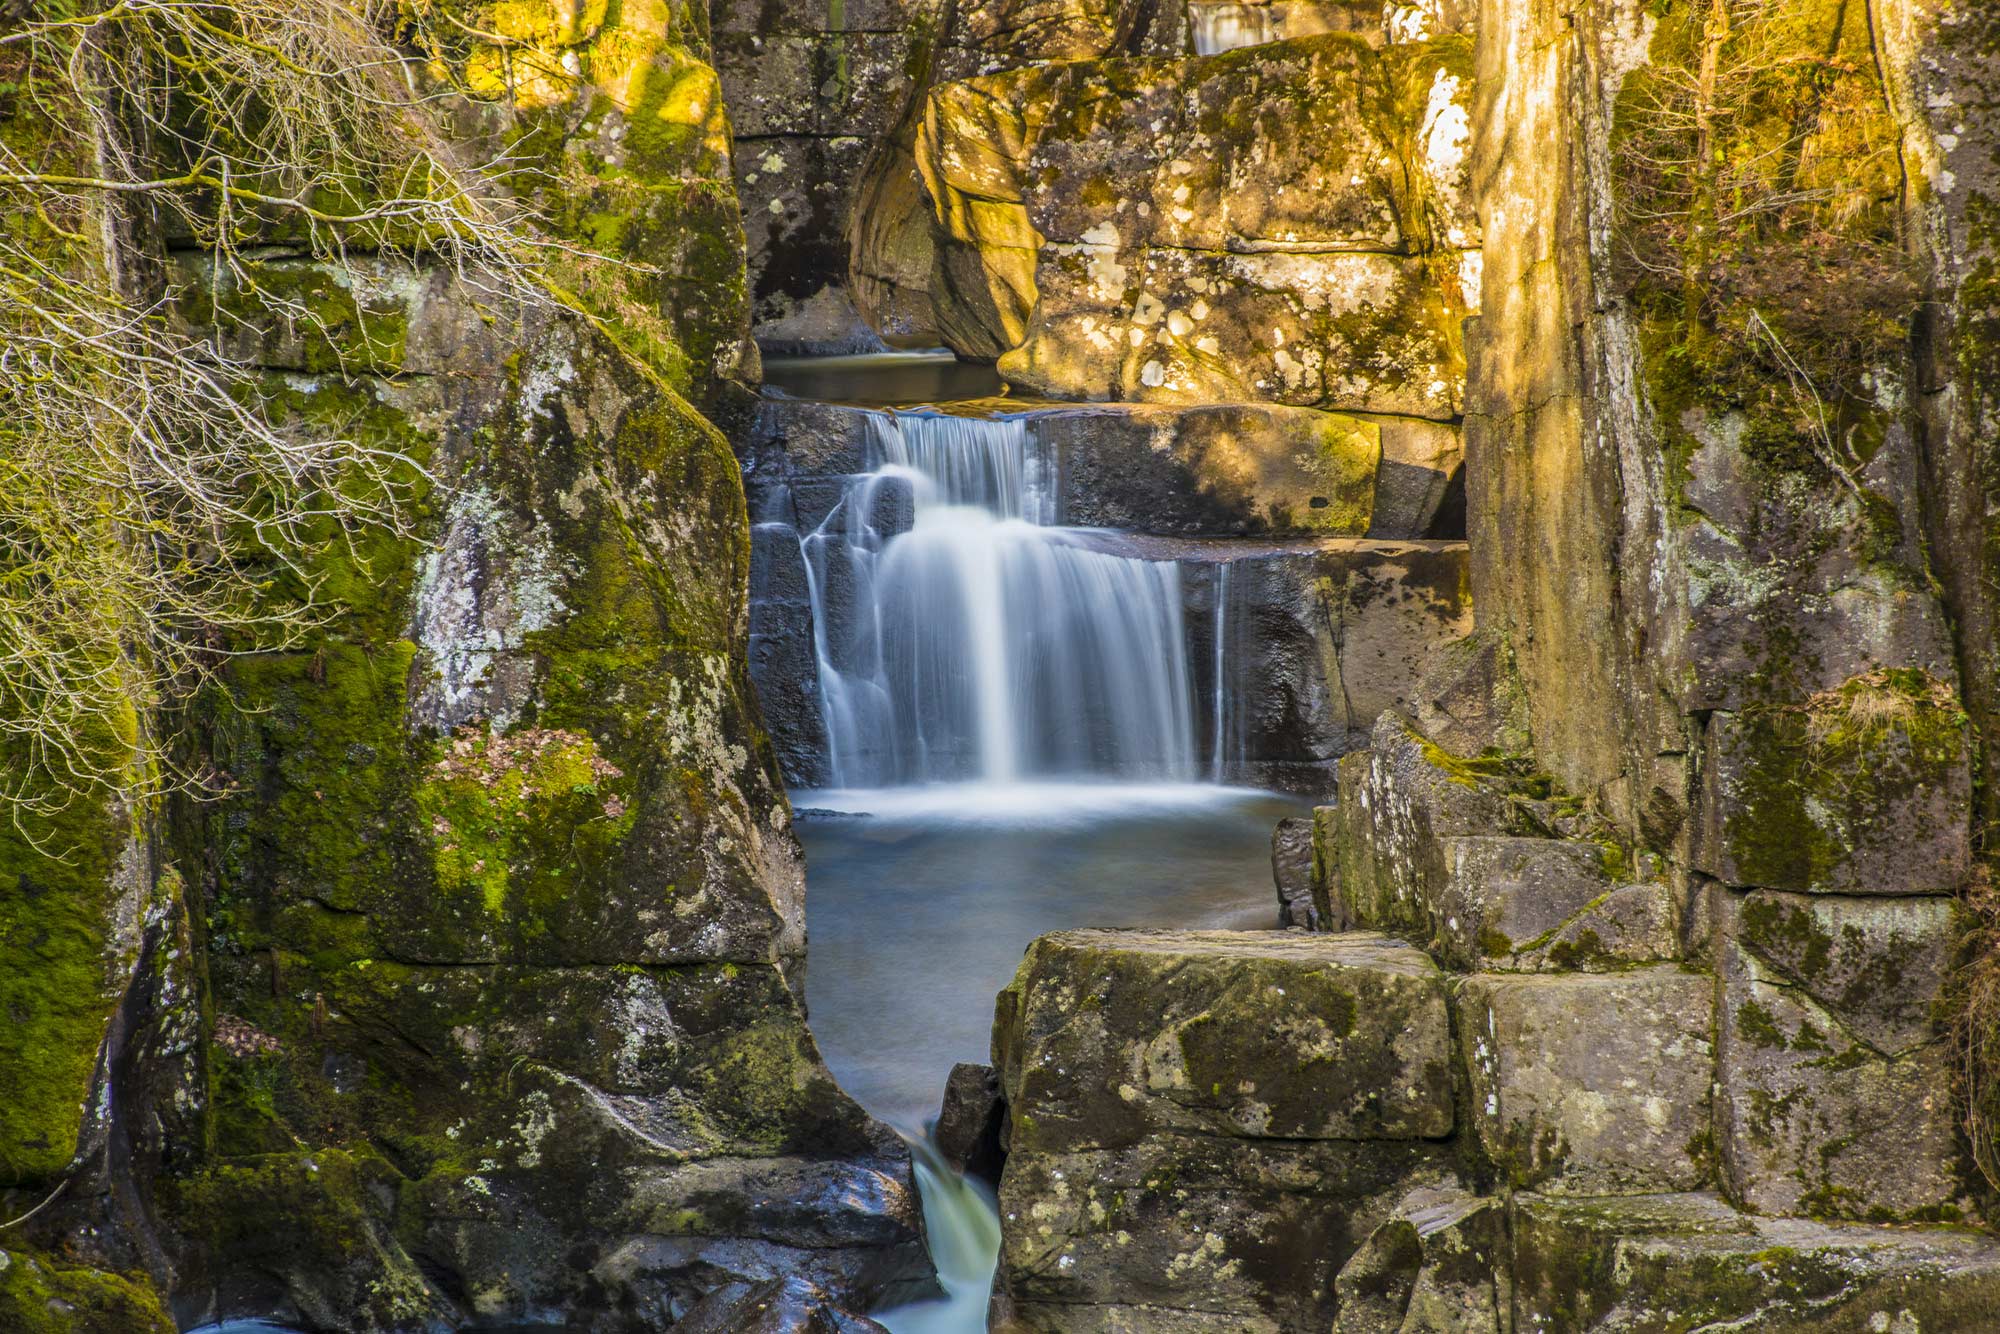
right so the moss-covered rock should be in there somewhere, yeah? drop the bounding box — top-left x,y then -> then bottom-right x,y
1511,1191 -> 2000,1333
0,1248 -> 175,1334
1695,671 -> 1972,896
913,34 -> 1477,409
989,928 -> 1459,1327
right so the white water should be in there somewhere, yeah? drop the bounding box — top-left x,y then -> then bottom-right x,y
877,1136 -> 1004,1334
1190,2 -> 1277,53
789,413 -> 1197,788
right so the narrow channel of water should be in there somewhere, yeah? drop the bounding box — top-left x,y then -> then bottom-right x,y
799,783 -> 1306,1330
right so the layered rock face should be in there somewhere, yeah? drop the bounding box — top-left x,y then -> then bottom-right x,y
0,5 -> 925,1330
975,0 -> 2000,1329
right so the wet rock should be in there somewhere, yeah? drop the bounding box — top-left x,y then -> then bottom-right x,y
934,1062 -> 1007,1187
1458,968 -> 1714,1194
673,1274 -> 892,1333
1271,816 -> 1317,928
1035,403 -> 1385,536
1331,1185 -> 1507,1334
1712,891 -> 1972,1222
1183,542 -> 1475,790
1511,1192 -> 2000,1333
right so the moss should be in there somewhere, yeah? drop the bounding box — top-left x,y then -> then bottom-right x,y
0,728 -> 133,1186
179,258 -> 410,375
414,725 -> 635,917
1719,670 -> 1968,891
0,1250 -> 174,1334
1735,999 -> 1788,1049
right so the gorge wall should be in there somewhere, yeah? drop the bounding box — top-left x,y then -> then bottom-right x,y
5,0 -> 2000,1332
947,0 -> 2000,1330
1,5 -> 926,1330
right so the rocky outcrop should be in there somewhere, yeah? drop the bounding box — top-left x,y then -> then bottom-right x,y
989,929 -> 1457,1330
0,7 -> 926,1330
914,32 -> 1479,408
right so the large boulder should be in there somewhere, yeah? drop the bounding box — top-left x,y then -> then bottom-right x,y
990,929 -> 1457,1329
915,34 -> 1479,409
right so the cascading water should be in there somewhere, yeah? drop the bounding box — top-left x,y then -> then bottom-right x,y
1189,2 -> 1276,55
788,412 -> 1197,790
766,402 -> 1282,1334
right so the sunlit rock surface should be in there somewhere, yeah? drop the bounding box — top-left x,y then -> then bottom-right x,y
989,929 -> 1456,1330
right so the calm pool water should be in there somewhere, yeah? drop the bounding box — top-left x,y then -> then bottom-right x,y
799,782 -> 1306,1131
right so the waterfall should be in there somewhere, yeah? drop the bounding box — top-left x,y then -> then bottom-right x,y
1211,561 -> 1231,783
790,412 -> 1197,788
1189,3 -> 1276,55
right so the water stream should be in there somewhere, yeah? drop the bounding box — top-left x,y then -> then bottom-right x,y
774,413 -> 1197,788
802,784 -> 1303,1331
758,388 -> 1299,1329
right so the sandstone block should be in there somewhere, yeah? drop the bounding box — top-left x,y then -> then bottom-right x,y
1694,677 -> 1972,896
1459,968 -> 1714,1194
993,929 -> 1454,1153
1427,837 -> 1678,972
1713,894 -> 1973,1222
1511,1192 -> 2000,1333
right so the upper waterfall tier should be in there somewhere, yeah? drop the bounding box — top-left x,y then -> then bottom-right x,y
773,411 -> 1197,788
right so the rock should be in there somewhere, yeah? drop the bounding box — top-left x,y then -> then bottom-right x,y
996,1136 -> 1450,1332
1404,633 -> 1529,759
1184,541 -> 1476,789
1726,889 -> 1958,1055
1272,816 -> 1317,928
915,35 -> 1479,411
1035,403 -> 1384,536
1310,803 -> 1347,930
934,1062 -> 1007,1186
991,928 -> 1457,1330
1329,714 -> 1525,935
994,929 -> 1455,1151
1424,837 -> 1678,973
1331,1185 -> 1507,1334
673,1274 -> 892,1333
1712,892 -> 1973,1222
1695,680 -> 1973,896
1458,968 -> 1715,1194
1511,1192 -> 2000,1333
1426,837 -> 1614,971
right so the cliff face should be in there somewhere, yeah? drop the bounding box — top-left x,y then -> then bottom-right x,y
941,0 -> 2000,1328
0,5 -> 923,1329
